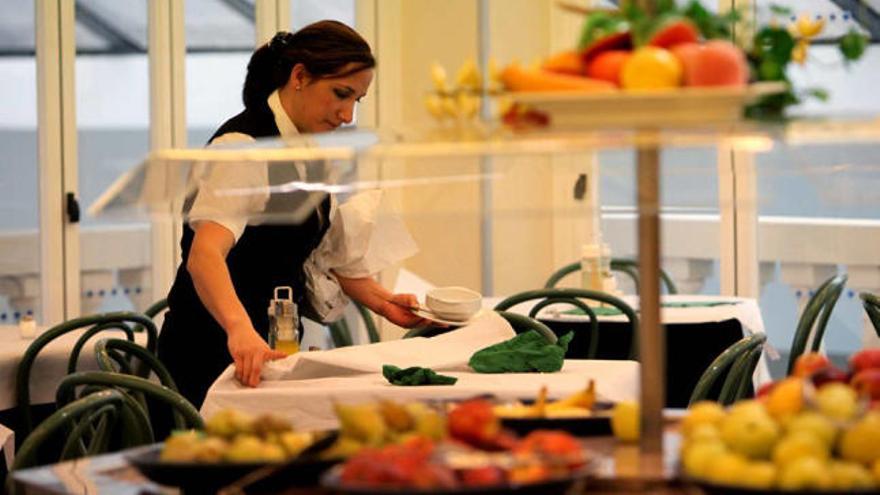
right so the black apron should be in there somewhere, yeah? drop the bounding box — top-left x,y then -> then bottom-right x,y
158,105 -> 331,408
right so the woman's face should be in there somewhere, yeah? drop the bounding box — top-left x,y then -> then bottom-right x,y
287,63 -> 374,133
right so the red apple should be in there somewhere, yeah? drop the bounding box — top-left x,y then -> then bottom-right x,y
448,399 -> 500,447
811,366 -> 849,388
756,380 -> 777,399
850,349 -> 880,374
850,368 -> 880,400
677,40 -> 749,87
793,352 -> 832,378
460,466 -> 505,487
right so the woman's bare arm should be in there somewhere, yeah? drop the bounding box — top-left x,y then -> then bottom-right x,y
188,221 -> 286,386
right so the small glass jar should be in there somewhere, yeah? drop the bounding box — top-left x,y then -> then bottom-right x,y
268,286 -> 299,355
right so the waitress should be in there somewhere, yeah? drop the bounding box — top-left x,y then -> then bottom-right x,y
158,20 -> 424,408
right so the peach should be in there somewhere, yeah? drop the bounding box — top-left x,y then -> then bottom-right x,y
674,40 -> 749,87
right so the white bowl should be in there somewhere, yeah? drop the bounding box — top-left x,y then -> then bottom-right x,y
425,287 -> 483,320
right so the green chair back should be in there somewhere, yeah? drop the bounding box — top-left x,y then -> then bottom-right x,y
544,258 -> 678,295
493,288 -> 639,360
861,292 -> 880,339
55,371 -> 204,441
11,389 -> 132,475
689,333 -> 767,406
328,301 -> 379,347
15,312 -> 158,436
143,298 -> 168,319
786,274 -> 848,375
94,338 -> 177,389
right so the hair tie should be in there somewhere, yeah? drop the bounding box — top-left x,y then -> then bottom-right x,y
269,31 -> 293,54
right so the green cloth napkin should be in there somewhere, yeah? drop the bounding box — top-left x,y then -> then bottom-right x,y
382,365 -> 458,386
468,330 -> 574,373
561,300 -> 741,316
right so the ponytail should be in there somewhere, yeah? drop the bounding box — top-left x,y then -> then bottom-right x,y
241,21 -> 375,110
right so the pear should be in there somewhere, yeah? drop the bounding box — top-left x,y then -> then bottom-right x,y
334,403 -> 387,445
379,400 -> 414,432
205,409 -> 255,438
405,402 -> 447,440
320,436 -> 364,460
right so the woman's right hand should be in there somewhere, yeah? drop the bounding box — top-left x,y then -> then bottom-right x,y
227,325 -> 287,387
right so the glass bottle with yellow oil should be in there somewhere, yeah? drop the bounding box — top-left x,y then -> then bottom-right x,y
268,286 -> 299,355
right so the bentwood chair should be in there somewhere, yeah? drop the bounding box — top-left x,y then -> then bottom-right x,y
6,389 -> 145,494
15,312 -> 158,437
328,301 -> 380,347
544,258 -> 678,294
55,371 -> 203,443
493,288 -> 639,360
786,274 -> 848,375
860,292 -> 880,339
689,333 -> 767,406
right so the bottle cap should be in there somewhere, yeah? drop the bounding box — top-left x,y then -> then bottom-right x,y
582,243 -> 601,257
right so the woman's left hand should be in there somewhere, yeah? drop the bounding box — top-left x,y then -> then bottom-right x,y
381,293 -> 430,328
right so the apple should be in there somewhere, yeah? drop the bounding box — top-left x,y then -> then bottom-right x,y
447,399 -> 501,447
850,349 -> 880,374
793,352 -> 832,378
811,366 -> 849,388
460,466 -> 505,486
851,369 -> 880,400
756,380 -> 777,399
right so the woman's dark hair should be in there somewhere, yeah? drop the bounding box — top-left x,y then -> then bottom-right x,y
242,20 -> 375,110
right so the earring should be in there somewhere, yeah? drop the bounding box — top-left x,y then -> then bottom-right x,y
295,85 -> 301,91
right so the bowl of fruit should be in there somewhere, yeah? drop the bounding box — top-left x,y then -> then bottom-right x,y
322,398 -> 598,494
679,349 -> 880,493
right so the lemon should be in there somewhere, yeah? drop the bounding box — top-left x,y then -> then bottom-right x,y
829,460 -> 876,490
839,411 -> 880,465
620,47 -> 682,90
611,401 -> 639,442
785,411 -> 837,447
682,440 -> 727,479
740,461 -> 777,489
777,456 -> 833,491
681,401 -> 725,438
772,432 -> 829,468
720,407 -> 780,459
684,423 -> 721,448
727,399 -> 766,419
815,382 -> 859,421
704,452 -> 749,486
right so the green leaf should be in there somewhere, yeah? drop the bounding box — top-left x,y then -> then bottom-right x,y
839,29 -> 868,61
753,27 -> 795,67
769,4 -> 793,17
577,12 -> 630,50
680,1 -> 738,40
803,87 -> 829,102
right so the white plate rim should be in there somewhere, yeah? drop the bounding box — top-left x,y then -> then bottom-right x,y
411,307 -> 484,326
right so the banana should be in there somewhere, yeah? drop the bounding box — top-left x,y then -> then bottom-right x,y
546,379 -> 596,412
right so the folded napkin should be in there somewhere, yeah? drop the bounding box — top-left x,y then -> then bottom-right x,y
260,311 -> 516,381
382,365 -> 458,386
468,330 -> 574,373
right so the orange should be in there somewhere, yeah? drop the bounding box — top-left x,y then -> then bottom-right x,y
586,50 -> 631,86
620,47 -> 682,90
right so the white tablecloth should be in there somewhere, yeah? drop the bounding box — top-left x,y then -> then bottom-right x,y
202,311 -> 639,430
202,360 -> 639,431
0,325 -> 150,411
484,294 -> 773,387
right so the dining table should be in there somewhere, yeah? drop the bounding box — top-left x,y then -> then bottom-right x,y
200,311 -> 641,431
482,294 -> 773,408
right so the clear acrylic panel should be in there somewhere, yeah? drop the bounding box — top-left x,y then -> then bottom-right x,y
754,0 -> 880,378
0,1 -> 39,324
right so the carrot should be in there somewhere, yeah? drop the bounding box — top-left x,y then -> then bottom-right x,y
501,63 -> 616,92
541,50 -> 586,76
